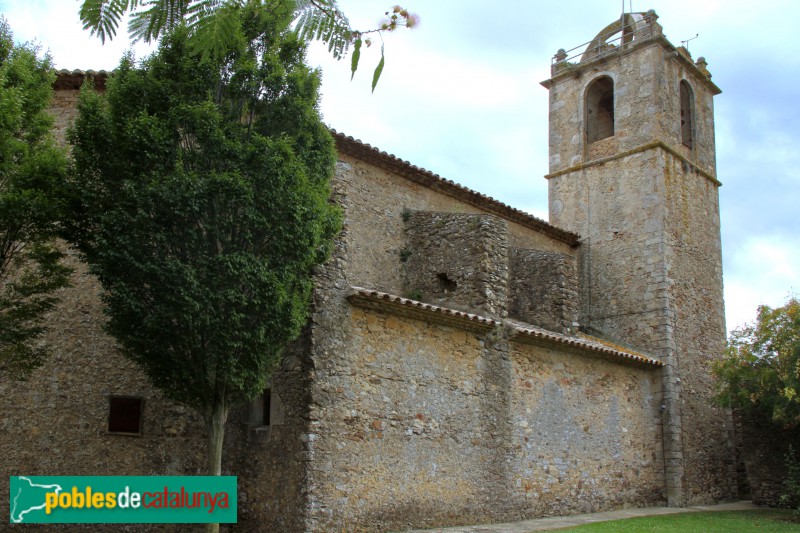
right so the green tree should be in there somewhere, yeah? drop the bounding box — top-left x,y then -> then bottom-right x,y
61,8 -> 340,528
0,19 -> 71,381
713,297 -> 800,429
78,0 -> 419,90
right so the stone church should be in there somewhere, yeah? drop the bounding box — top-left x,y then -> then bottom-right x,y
2,10 -> 738,531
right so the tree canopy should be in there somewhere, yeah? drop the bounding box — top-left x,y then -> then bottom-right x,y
713,297 -> 800,429
61,4 -> 341,497
0,18 -> 71,381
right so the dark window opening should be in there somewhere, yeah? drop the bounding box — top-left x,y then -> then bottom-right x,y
108,396 -> 143,435
262,388 -> 271,426
437,273 -> 458,294
586,77 -> 615,143
680,80 -> 694,148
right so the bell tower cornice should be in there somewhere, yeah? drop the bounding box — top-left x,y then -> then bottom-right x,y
541,10 -> 721,97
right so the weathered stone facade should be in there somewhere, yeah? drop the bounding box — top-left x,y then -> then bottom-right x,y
2,10 -> 736,532
509,248 -> 579,334
402,211 -> 510,317
543,11 -> 735,507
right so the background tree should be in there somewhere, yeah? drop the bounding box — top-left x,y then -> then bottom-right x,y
713,297 -> 800,429
61,7 -> 340,527
78,0 -> 419,90
0,19 -> 71,381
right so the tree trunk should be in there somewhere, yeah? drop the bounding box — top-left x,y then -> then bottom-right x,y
205,401 -> 228,533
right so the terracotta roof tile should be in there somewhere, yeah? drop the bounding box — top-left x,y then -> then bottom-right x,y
347,287 -> 500,333
53,69 -> 110,90
509,322 -> 663,368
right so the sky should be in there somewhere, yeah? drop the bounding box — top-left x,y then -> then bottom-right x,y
1,0 -> 798,335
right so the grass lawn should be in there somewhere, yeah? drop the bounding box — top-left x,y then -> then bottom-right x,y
559,510 -> 800,532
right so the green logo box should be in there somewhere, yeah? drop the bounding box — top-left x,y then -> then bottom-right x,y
10,476 -> 237,524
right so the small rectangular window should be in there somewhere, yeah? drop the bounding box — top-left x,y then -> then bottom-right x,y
108,396 -> 144,435
246,386 -> 283,442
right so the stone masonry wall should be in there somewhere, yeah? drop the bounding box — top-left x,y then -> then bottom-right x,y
550,150 -> 671,352
402,211 -> 509,317
661,152 -> 736,504
302,303 -> 664,532
307,307 -> 497,531
509,249 -> 579,333
51,89 -> 80,145
548,147 -> 735,505
1,248 -> 202,533
545,26 -> 733,506
24,80 -> 669,531
657,50 -> 718,175
545,39 -> 717,175
507,343 -> 664,516
0,87 -> 317,531
226,330 -> 315,532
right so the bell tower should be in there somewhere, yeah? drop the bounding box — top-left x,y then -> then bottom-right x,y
541,11 -> 735,506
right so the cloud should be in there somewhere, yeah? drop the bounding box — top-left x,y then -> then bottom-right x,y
0,0 -> 155,69
724,234 -> 800,331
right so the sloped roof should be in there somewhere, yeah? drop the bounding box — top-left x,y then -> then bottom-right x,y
509,321 -> 662,368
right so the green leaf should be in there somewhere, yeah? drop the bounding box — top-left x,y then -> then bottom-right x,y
80,0 -> 132,43
350,37 -> 361,80
371,44 -> 384,93
188,6 -> 242,63
293,0 -> 352,60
